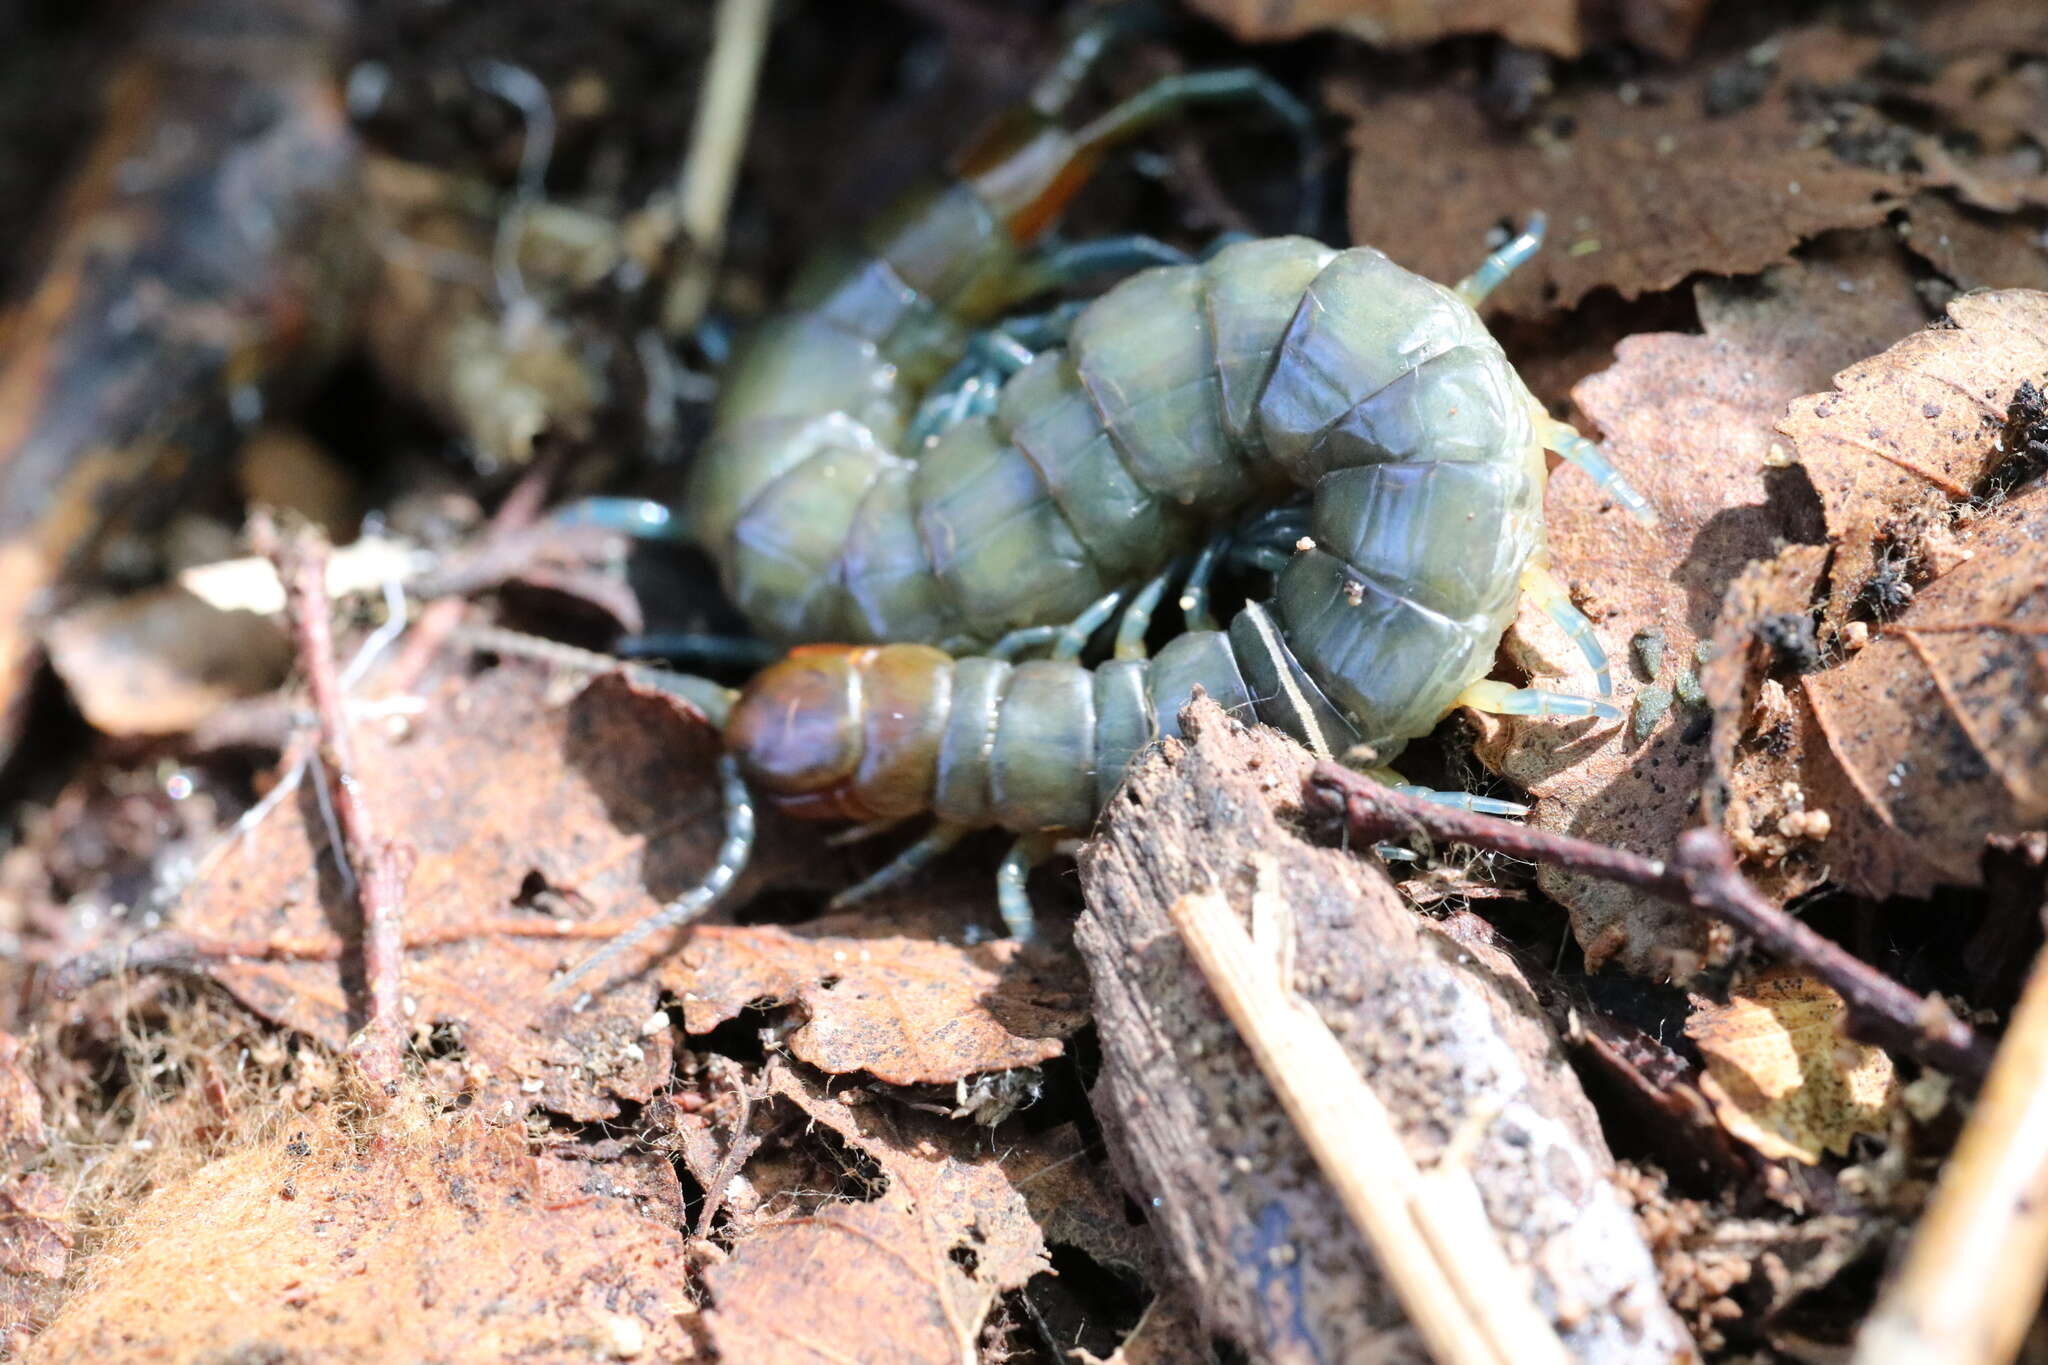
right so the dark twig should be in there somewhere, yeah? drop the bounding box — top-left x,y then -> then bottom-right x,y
261,518 -> 415,1100
695,1072 -> 762,1239
1304,762 -> 1995,1086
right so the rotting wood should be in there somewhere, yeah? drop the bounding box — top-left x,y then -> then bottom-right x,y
1169,882 -> 1571,1365
1075,696 -> 1697,1364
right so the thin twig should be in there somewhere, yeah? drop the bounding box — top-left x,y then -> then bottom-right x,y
47,914 -> 646,999
695,1074 -> 762,1239
1304,762 -> 1995,1086
661,0 -> 774,335
1855,932 -> 2048,1365
1169,881 -> 1570,1365
263,520 -> 415,1100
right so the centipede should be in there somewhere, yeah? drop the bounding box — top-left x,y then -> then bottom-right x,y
549,20 -> 1662,982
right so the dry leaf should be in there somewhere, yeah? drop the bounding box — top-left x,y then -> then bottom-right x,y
675,928 -> 1084,1086
1475,233 -> 1929,974
44,588 -> 292,737
1184,0 -> 1709,58
1780,288 -> 2048,636
0,1033 -> 66,1352
172,666 -> 1079,1117
1900,194 -> 2048,293
704,1063 -> 1049,1363
26,1105 -> 697,1362
1343,27 -> 1904,317
1685,966 -> 1899,1164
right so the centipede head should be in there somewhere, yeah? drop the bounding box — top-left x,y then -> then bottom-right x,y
723,646 -> 873,820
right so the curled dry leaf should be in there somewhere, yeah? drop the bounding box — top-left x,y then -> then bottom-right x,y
1780,288 -> 2048,637
1343,27 -> 1904,317
1183,0 -> 1709,59
1685,966 -> 1900,1165
43,588 -> 292,738
26,1106 -> 697,1362
704,1063 -> 1049,1364
1474,232 -> 1929,974
165,666 -> 1079,1117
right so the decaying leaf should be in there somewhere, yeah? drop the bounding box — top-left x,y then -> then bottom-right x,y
1686,966 -> 1900,1164
1900,193 -> 2048,294
1708,491 -> 2048,903
1184,0 -> 1708,59
1343,26 -> 1906,317
704,1063 -> 1049,1363
0,1033 -> 67,1352
162,665 -> 1079,1118
1780,288 -> 2048,636
43,588 -> 292,738
26,1104 -> 697,1362
1476,233 -> 1929,974
675,927 -> 1084,1087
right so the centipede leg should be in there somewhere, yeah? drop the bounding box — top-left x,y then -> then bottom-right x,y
1540,416 -> 1659,527
1519,560 -> 1613,695
828,821 -> 971,909
1022,235 -> 1192,290
1052,588 -> 1127,661
1113,560 -> 1182,660
995,832 -> 1061,941
1178,531 -> 1231,632
551,496 -> 688,539
1457,678 -> 1625,724
1454,212 -> 1547,306
1072,68 -> 1323,234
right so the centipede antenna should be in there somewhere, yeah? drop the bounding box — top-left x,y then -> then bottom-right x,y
470,60 -> 555,309
451,622 -> 737,725
1455,212 -> 1546,307
829,821 -> 970,908
548,751 -> 756,995
552,496 -> 688,540
1542,418 -> 1659,528
1115,561 -> 1182,659
1456,678 -> 1625,724
612,632 -> 781,670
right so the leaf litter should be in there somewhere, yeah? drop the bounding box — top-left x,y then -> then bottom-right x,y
1474,229 -> 1931,974
151,664 -> 1083,1117
16,0 -> 2048,1359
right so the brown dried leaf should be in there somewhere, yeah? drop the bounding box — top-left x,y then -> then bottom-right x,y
175,666 -> 1078,1115
1685,966 -> 1899,1164
1475,234 -> 1929,974
27,1106 -> 697,1362
44,588 -> 292,737
1184,0 -> 1708,58
1780,288 -> 2048,636
0,1033 -> 66,1353
704,1063 -> 1049,1363
1343,27 -> 1904,317
672,927 -> 1085,1086
1901,194 -> 2048,293
1802,489 -> 2048,895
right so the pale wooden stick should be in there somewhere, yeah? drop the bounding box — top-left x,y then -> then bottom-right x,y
1854,939 -> 2048,1365
662,0 -> 773,335
1168,884 -> 1572,1365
